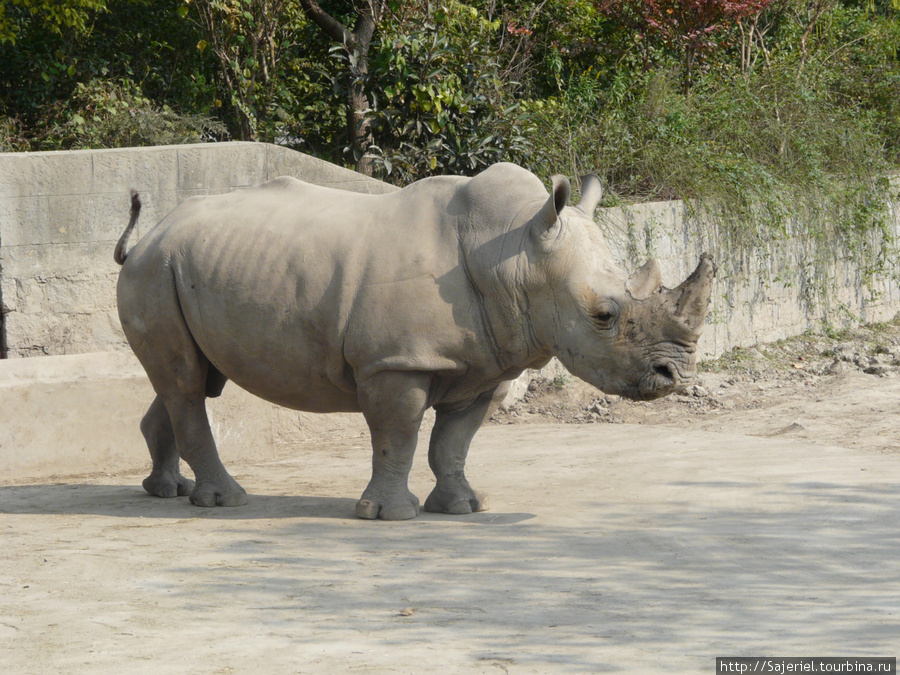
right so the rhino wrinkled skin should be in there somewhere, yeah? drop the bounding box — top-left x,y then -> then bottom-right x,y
115,162 -> 715,519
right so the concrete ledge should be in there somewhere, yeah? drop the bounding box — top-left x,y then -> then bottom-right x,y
0,351 -> 370,481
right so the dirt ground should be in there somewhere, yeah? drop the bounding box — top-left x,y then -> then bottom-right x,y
2,320 -> 900,673
494,317 -> 900,456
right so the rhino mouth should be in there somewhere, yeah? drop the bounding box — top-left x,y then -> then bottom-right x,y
636,359 -> 693,401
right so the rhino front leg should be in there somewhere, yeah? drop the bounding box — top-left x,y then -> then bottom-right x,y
140,395 -> 195,498
424,382 -> 509,515
162,395 -> 248,507
356,372 -> 430,521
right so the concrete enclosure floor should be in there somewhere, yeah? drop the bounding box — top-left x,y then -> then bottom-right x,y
1,423 -> 897,674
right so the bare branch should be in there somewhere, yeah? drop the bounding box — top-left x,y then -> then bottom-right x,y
297,0 -> 351,45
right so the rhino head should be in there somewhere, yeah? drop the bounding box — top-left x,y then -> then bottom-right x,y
523,173 -> 715,401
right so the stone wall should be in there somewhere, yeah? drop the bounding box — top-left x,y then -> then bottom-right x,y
597,196 -> 900,357
2,143 -> 899,479
0,142 -> 396,358
2,143 -> 897,360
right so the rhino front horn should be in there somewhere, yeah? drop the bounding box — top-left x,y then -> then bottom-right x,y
671,253 -> 716,330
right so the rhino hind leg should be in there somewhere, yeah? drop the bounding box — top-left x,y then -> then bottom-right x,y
140,395 -> 195,498
120,267 -> 246,507
161,393 -> 247,507
356,372 -> 431,520
423,383 -> 508,515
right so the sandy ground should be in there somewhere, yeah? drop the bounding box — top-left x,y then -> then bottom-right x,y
2,322 -> 900,674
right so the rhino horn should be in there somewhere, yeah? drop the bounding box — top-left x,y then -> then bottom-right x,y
576,174 -> 603,215
533,174 -> 571,234
626,259 -> 663,300
669,253 -> 716,331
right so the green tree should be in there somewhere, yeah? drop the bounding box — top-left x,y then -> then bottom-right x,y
186,0 -> 303,142
1,0 -> 222,149
297,0 -> 386,175
0,0 -> 106,44
36,77 -> 224,149
366,2 -> 530,182
601,0 -> 774,93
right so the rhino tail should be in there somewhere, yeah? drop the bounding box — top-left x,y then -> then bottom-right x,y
114,190 -> 141,265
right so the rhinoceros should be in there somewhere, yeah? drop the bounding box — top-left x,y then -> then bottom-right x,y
114,162 -> 714,519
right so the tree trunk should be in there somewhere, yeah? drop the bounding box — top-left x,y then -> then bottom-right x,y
347,79 -> 375,176
346,11 -> 376,176
684,46 -> 696,96
298,0 -> 382,176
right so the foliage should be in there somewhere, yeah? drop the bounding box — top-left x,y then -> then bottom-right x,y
0,0 -> 220,146
0,0 -> 106,44
365,2 -> 532,183
184,0 -> 305,142
524,60 -> 893,253
600,0 -> 773,93
35,78 -> 225,149
0,0 -> 898,232
0,114 -> 29,151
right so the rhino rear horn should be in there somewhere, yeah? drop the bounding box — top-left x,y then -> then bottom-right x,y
533,174 -> 571,234
576,174 -> 603,215
626,259 -> 663,300
671,253 -> 716,331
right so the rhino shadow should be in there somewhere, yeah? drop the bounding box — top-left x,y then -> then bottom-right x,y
0,483 -> 535,523
3,479 -> 899,670
164,481 -> 900,668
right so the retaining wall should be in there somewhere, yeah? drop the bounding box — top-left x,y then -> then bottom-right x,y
2,143 -> 899,480
599,196 -> 900,354
0,351 -> 375,479
2,144 -> 897,360
0,142 -> 396,358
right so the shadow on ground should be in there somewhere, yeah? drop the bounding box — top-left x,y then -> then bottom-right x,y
0,483 -> 537,524
3,423 -> 899,672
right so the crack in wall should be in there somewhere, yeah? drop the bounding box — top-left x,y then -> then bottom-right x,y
0,254 -> 6,359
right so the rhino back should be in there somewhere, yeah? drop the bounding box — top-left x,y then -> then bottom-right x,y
123,176 -> 500,410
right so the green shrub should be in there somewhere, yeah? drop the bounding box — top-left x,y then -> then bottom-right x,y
366,2 -> 531,183
0,114 -> 29,151
34,78 -> 226,150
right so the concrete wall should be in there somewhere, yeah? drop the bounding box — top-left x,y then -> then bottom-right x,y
597,197 -> 900,357
0,142 -> 396,358
2,143 -> 897,360
2,142 -> 899,480
0,143 -> 394,479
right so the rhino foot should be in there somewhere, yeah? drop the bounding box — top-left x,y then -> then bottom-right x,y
189,478 -> 248,507
355,491 -> 420,521
142,471 -> 195,499
424,483 -> 489,515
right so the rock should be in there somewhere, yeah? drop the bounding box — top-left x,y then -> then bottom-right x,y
864,365 -> 897,377
588,400 -> 610,416
833,343 -> 858,362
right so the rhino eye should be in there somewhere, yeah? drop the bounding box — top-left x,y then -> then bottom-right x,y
591,305 -> 617,330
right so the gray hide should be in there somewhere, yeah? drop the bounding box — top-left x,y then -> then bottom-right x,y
115,162 -> 715,519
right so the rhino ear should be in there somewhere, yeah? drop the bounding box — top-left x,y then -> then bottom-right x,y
576,174 -> 603,215
532,174 -> 570,238
626,259 -> 663,300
